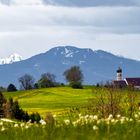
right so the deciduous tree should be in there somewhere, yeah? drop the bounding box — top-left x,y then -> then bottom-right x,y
38,73 -> 56,88
19,74 -> 35,90
63,66 -> 83,88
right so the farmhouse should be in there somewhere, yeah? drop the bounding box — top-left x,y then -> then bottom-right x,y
113,68 -> 140,89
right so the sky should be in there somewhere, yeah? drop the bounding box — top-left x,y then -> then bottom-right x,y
0,0 -> 140,60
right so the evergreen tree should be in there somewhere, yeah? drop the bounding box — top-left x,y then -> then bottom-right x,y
7,84 -> 17,92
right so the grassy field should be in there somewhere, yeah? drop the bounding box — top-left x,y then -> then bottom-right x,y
3,86 -> 140,117
3,86 -> 94,117
1,87 -> 140,140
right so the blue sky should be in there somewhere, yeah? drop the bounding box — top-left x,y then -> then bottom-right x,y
0,0 -> 140,60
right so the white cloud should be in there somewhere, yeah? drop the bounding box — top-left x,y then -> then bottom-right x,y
0,5 -> 140,60
1,0 -> 140,7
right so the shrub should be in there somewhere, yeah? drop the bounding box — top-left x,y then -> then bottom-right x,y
7,84 -> 17,92
4,98 -> 30,122
34,83 -> 39,89
30,112 -> 41,123
70,82 -> 83,89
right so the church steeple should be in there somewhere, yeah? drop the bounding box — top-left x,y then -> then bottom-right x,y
116,67 -> 122,81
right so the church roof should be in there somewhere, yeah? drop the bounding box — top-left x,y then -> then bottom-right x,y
113,80 -> 127,88
125,78 -> 140,87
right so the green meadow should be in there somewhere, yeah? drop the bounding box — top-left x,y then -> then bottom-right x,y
3,86 -> 140,118
3,86 -> 94,117
1,87 -> 140,140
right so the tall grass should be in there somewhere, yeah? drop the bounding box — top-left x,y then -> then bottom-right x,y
1,112 -> 140,140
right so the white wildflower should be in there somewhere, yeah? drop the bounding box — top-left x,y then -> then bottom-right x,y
14,124 -> 19,128
40,119 -> 46,125
111,119 -> 115,123
0,118 -> 14,123
89,115 -> 94,119
79,114 -> 82,117
134,114 -> 139,119
129,118 -> 133,122
125,117 -> 129,121
117,114 -> 121,118
120,117 -> 125,124
0,122 -> 3,126
93,115 -> 98,120
1,126 -> 5,132
108,114 -> 113,120
72,121 -> 77,127
85,115 -> 89,119
106,120 -> 110,125
93,125 -> 98,130
97,120 -> 101,124
25,125 -> 29,129
64,120 -> 70,125
27,120 -> 32,124
20,123 -> 25,127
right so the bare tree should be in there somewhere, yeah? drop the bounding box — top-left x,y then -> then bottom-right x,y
94,88 -> 122,118
19,74 -> 35,90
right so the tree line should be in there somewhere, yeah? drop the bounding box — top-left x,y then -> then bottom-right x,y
0,66 -> 84,92
0,66 -> 83,120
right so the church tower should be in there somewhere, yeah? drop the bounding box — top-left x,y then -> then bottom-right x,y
116,67 -> 122,81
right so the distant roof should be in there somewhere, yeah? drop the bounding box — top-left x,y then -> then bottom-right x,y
113,80 -> 127,88
126,78 -> 140,86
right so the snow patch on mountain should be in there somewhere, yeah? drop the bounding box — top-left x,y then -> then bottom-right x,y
63,47 -> 80,58
0,53 -> 23,65
79,60 -> 85,65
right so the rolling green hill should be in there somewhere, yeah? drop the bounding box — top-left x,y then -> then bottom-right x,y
3,86 -> 140,118
3,87 -> 94,117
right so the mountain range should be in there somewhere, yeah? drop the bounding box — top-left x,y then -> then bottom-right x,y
0,0 -> 139,6
0,46 -> 140,87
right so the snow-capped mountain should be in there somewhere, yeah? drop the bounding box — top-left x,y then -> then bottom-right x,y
0,54 -> 23,65
0,46 -> 140,86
